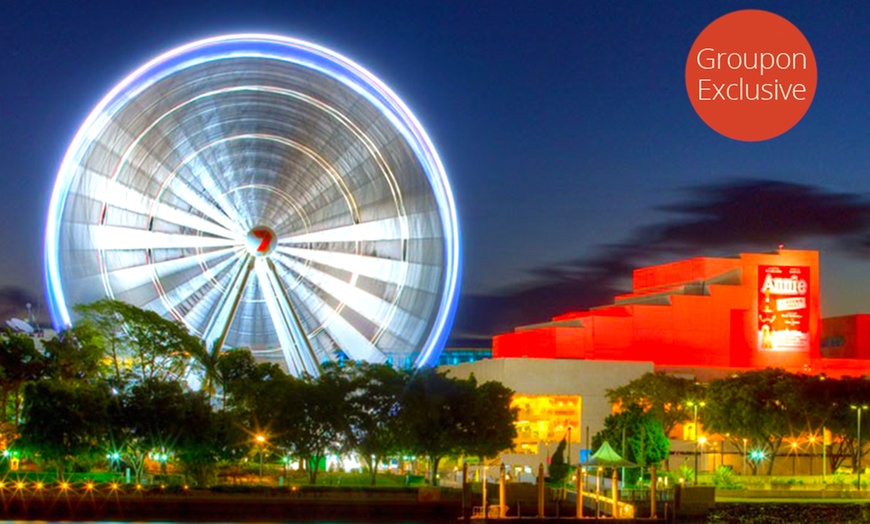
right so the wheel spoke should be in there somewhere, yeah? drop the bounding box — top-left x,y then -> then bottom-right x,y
254,258 -> 321,376
201,255 -> 254,350
143,253 -> 241,320
274,252 -> 427,344
89,247 -> 236,296
93,225 -> 242,251
167,175 -> 247,235
181,259 -> 247,336
269,259 -> 389,363
277,246 -> 442,292
279,216 -> 413,244
91,175 -> 241,240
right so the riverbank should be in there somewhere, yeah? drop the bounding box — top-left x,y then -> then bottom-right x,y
704,502 -> 870,524
0,486 -> 462,522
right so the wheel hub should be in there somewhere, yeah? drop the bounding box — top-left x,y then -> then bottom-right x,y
245,226 -> 277,257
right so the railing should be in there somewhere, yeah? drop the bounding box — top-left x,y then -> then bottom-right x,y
577,489 -> 635,518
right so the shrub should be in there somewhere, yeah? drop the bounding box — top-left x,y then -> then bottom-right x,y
677,463 -> 694,485
712,465 -> 741,490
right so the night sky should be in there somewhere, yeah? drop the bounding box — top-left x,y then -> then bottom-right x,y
1,1 -> 869,344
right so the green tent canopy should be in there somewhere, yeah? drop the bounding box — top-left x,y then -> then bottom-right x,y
580,441 -> 638,468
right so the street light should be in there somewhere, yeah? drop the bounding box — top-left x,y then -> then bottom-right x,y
808,436 -> 816,476
698,437 -> 707,479
742,439 -> 748,476
851,405 -> 868,490
790,440 -> 798,477
256,434 -> 267,479
687,400 -> 706,486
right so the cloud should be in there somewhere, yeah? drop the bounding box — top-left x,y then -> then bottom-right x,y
449,179 -> 870,345
651,179 -> 870,250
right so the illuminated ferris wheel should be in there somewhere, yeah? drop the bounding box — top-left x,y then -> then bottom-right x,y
44,35 -> 461,376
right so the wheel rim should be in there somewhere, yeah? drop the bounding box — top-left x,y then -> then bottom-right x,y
45,34 -> 461,375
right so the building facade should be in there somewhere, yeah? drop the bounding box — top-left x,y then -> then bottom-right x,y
493,249 -> 870,377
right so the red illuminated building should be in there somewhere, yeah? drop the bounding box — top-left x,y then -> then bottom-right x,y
494,249 -> 870,377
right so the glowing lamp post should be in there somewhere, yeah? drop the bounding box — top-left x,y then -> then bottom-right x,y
256,434 -> 267,479
687,400 -> 706,486
698,437 -> 707,480
151,450 -> 169,474
790,441 -> 798,476
749,449 -> 766,475
851,405 -> 868,490
106,451 -> 121,472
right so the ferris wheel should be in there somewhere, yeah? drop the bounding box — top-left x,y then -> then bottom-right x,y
44,34 -> 461,376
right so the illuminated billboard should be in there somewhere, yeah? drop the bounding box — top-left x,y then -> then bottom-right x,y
758,265 -> 810,352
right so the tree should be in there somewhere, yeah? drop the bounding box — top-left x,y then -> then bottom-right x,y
18,380 -> 110,477
174,391 -> 237,487
342,362 -> 407,486
399,368 -> 470,485
548,437 -> 569,482
460,378 -> 517,460
811,375 -> 870,473
216,348 -> 286,413
703,369 -> 803,475
74,299 -> 202,382
187,341 -> 222,400
109,378 -> 189,483
0,329 -> 44,430
607,371 -> 704,437
592,403 -> 670,480
74,300 -> 127,382
41,323 -> 106,382
272,372 -> 351,485
400,369 -> 517,486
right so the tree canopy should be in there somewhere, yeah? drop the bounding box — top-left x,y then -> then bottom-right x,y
607,371 -> 704,436
592,403 -> 670,479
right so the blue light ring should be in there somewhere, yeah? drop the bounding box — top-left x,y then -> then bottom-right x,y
45,34 -> 461,366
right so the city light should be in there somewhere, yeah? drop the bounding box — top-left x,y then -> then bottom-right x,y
687,400 -> 706,486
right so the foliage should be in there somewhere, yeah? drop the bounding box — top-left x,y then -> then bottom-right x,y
460,378 -> 518,460
109,378 -> 188,482
5,300 -> 519,487
174,393 -> 237,486
548,437 -> 568,483
0,329 -> 45,429
712,465 -> 741,490
218,348 -> 287,415
341,362 -> 406,486
591,404 -> 670,469
18,379 -> 110,477
74,299 -> 202,383
41,323 -> 107,382
607,371 -> 704,436
703,369 -> 802,475
677,462 -> 694,485
398,368 -> 516,486
279,370 -> 354,485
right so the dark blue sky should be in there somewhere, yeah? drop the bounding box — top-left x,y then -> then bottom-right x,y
1,1 -> 869,339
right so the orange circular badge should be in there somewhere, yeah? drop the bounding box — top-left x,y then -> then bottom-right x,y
685,9 -> 817,142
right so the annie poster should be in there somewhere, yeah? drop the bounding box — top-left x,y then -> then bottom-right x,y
758,265 -> 810,352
